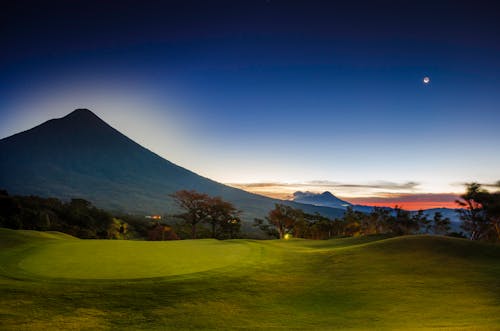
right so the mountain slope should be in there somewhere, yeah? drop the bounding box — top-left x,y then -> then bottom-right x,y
293,191 -> 352,209
292,191 -> 374,212
0,109 -> 344,222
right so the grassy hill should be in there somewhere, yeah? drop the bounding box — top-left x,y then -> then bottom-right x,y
1,228 -> 499,330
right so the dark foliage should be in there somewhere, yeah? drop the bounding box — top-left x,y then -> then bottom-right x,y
457,182 -> 500,241
0,190 -> 115,238
170,190 -> 241,239
147,222 -> 179,241
255,202 -> 453,240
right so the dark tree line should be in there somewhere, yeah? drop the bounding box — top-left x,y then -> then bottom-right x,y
0,190 -> 123,239
0,189 -> 241,240
3,182 -> 498,242
255,182 -> 500,242
254,204 -> 451,240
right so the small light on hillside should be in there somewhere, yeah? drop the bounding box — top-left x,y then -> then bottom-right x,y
284,233 -> 292,240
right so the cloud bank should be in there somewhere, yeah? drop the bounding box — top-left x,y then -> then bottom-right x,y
227,180 -> 460,209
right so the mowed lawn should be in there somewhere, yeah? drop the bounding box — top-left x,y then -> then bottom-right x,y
0,228 -> 499,330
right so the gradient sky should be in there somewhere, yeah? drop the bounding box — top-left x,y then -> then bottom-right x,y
1,1 -> 499,209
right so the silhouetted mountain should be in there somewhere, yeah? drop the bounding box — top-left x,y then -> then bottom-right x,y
0,109 -> 344,226
292,191 -> 461,225
291,191 -> 372,212
293,191 -> 352,209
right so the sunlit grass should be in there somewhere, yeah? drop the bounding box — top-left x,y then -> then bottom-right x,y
1,228 -> 499,330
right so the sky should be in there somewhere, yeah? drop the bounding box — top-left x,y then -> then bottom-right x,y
1,1 -> 499,209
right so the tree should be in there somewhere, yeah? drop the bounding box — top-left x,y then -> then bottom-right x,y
303,213 -> 334,239
412,210 -> 430,234
204,197 -> 240,238
456,183 -> 490,241
253,217 -> 279,238
256,204 -> 301,239
431,212 -> 451,235
331,218 -> 347,237
171,190 -> 211,239
107,218 -> 129,239
0,192 -> 22,229
343,207 -> 363,236
391,206 -> 418,235
148,222 -> 179,241
218,217 -> 241,239
370,207 -> 392,234
457,182 -> 500,241
477,185 -> 500,240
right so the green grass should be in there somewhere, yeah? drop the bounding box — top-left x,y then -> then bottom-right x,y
1,228 -> 499,330
18,239 -> 253,279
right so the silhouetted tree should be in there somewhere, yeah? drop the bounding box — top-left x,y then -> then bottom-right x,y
204,196 -> 240,238
0,194 -> 113,238
302,213 -> 334,239
344,207 -> 363,236
457,182 -> 500,241
0,192 -> 22,229
456,183 -> 491,240
391,206 -> 418,235
370,207 -> 392,234
477,183 -> 500,240
431,212 -> 451,235
412,210 -> 430,234
218,217 -> 241,239
170,190 -> 211,239
255,204 -> 301,239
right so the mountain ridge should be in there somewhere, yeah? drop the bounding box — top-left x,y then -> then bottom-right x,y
0,109 -> 345,224
292,191 -> 352,209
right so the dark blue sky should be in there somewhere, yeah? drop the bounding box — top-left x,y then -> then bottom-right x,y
1,0 -> 499,202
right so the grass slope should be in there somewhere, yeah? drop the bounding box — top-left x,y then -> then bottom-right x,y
0,228 -> 499,330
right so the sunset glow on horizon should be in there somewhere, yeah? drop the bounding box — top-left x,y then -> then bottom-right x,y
228,182 -> 461,210
344,199 -> 459,211
2,1 -> 499,208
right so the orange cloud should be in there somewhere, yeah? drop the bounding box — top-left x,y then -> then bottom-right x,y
228,181 -> 461,210
347,193 -> 460,210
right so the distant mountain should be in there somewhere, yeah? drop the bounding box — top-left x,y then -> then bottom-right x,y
0,109 -> 344,227
293,191 -> 352,209
292,191 -> 373,212
292,191 -> 462,225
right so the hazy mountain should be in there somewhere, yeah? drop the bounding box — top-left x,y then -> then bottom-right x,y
0,109 -> 344,225
292,191 -> 374,213
292,191 -> 461,225
293,191 -> 352,209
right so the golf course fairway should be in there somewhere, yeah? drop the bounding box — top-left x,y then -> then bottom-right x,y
1,228 -> 499,330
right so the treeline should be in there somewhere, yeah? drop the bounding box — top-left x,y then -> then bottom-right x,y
254,204 -> 452,240
1,182 -> 498,242
0,190 -> 171,240
254,182 -> 500,242
0,190 -> 126,239
0,189 -> 242,240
